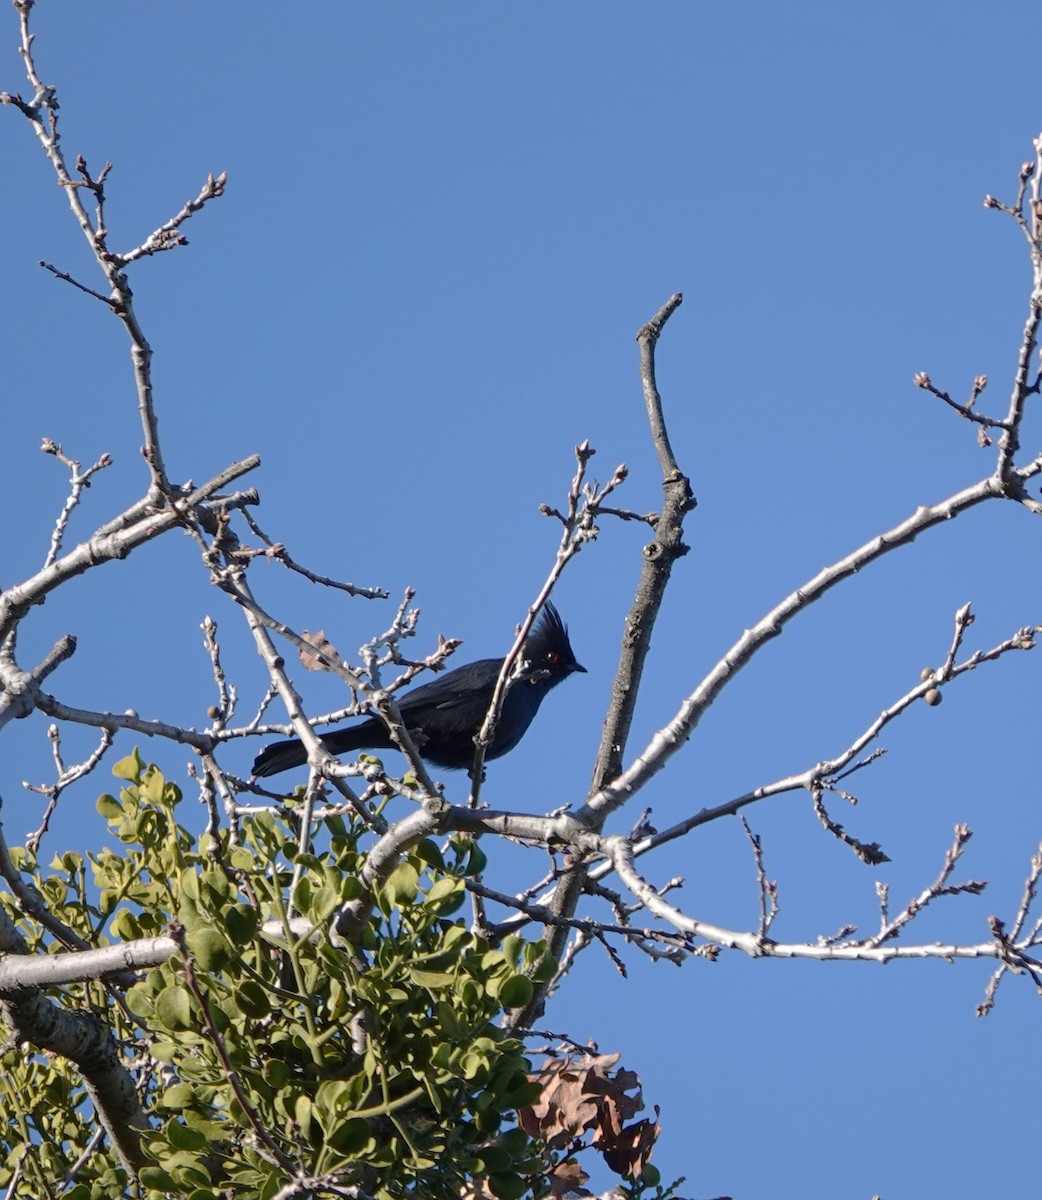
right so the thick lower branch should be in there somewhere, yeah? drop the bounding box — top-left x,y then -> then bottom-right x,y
1,988 -> 152,1174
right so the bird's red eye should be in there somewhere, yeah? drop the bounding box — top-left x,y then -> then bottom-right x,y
547,652 -> 560,664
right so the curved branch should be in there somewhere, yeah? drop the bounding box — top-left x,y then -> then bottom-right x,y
578,473 -> 1004,825
0,456 -> 260,643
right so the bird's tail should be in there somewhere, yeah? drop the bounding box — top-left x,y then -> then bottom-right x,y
251,737 -> 309,778
252,719 -> 389,778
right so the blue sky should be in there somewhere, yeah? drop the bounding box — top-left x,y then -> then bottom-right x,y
3,5 -> 1042,1198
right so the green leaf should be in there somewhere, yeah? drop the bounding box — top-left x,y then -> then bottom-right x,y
409,968 -> 454,990
413,838 -> 445,870
166,1120 -> 208,1152
96,792 -> 122,819
386,862 -> 420,904
201,867 -> 231,903
229,846 -> 256,871
125,984 -> 156,1021
294,1093 -> 314,1139
155,985 -> 194,1031
502,1079 -> 543,1109
142,766 -> 168,806
496,1127 -> 532,1154
501,934 -> 525,967
474,1144 -> 511,1173
487,1170 -> 527,1199
435,1001 -> 462,1039
496,975 -> 533,1010
301,882 -> 340,922
463,840 -> 488,875
110,910 -> 142,940
292,875 -> 312,910
324,1116 -> 371,1154
424,876 -> 464,909
262,1058 -> 289,1088
411,943 -> 464,972
186,927 -> 232,971
138,1167 -> 177,1191
314,1078 -> 355,1117
160,1083 -> 196,1109
225,904 -> 260,944
150,1039 -> 182,1062
529,946 -> 555,983
168,1156 -> 212,1189
442,923 -> 473,951
112,748 -> 145,781
236,980 -> 271,1019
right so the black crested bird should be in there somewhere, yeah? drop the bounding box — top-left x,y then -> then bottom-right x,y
252,603 -> 585,779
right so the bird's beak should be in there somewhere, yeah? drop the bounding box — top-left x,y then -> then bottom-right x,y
572,662 -> 587,674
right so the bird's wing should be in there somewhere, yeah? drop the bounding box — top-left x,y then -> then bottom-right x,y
396,658 -> 500,712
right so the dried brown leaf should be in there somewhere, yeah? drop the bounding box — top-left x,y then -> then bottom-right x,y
299,629 -> 340,673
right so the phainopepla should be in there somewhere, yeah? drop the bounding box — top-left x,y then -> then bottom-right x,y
251,603 -> 585,778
